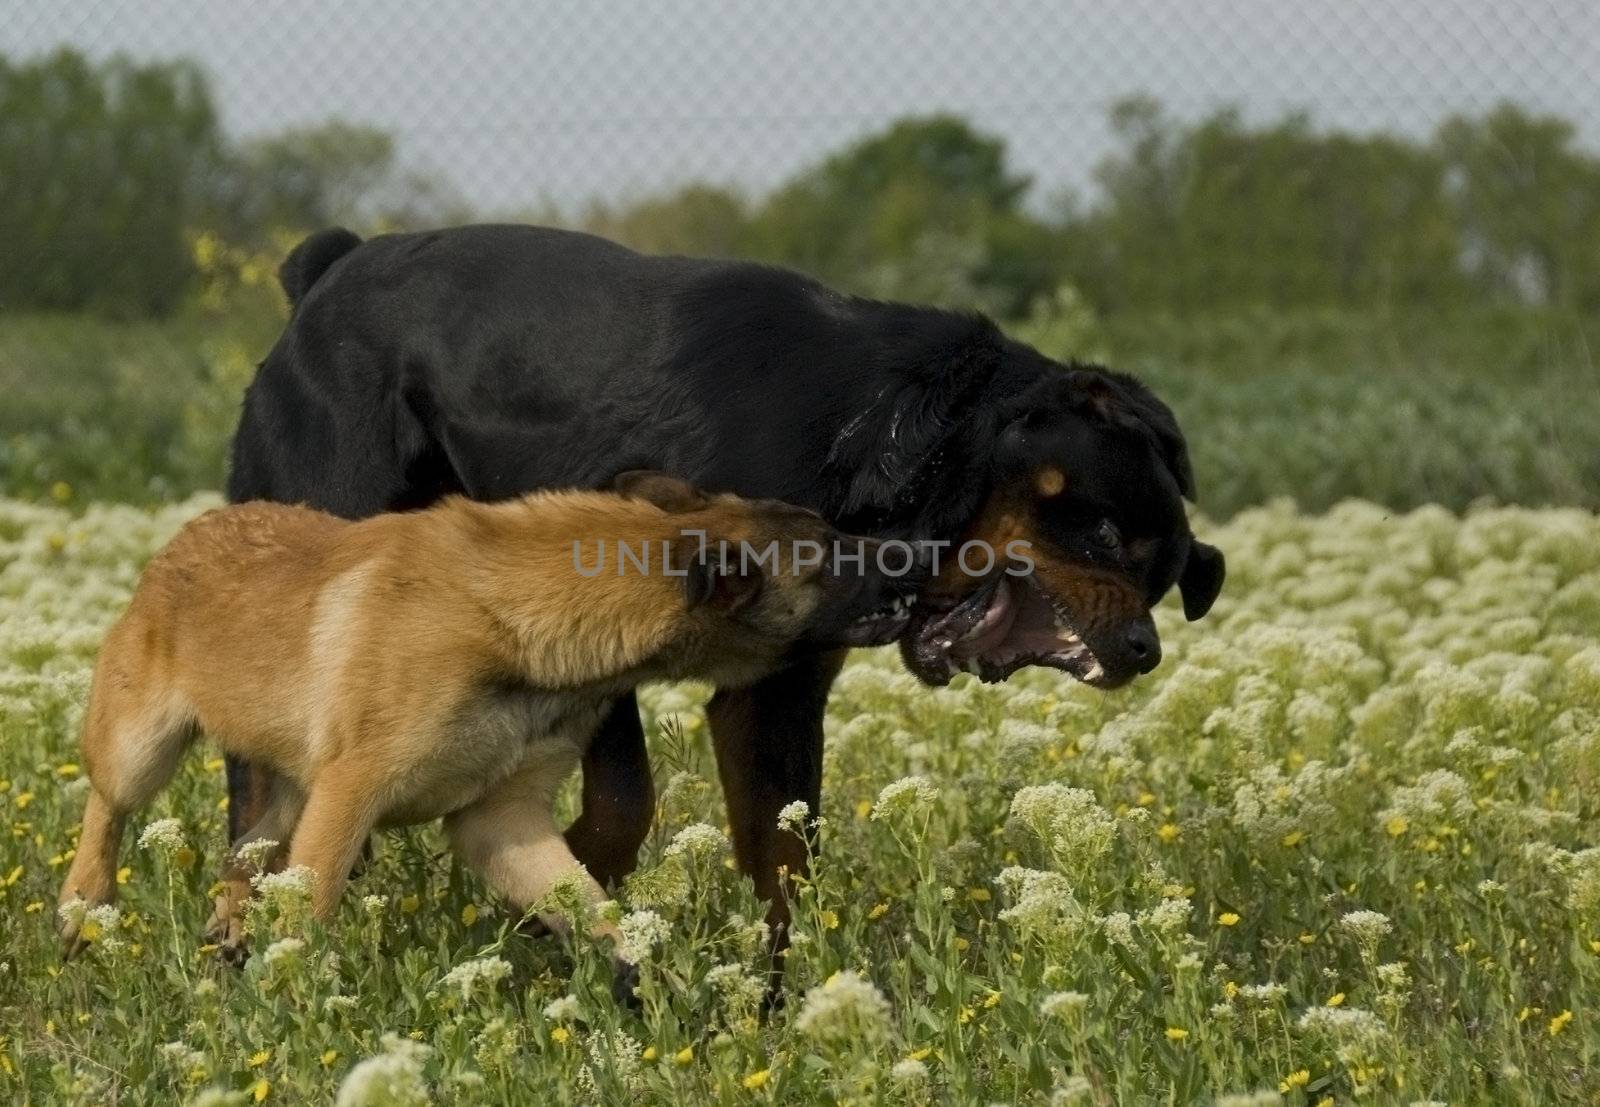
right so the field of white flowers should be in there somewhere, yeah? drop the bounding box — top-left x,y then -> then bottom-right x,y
1,495 -> 1598,1105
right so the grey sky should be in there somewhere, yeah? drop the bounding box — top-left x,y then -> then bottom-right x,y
7,1 -> 1597,213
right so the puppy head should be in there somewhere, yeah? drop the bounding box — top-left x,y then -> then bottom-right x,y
610,472 -> 914,661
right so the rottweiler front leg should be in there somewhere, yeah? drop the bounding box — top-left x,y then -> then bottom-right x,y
707,650 -> 847,977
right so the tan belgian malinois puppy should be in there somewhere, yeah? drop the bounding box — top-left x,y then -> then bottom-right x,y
57,472 -> 909,988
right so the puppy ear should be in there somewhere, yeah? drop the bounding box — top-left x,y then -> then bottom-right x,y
611,470 -> 710,513
676,541 -> 762,612
1178,541 -> 1225,621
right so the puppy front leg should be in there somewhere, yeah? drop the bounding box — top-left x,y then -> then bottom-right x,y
445,760 -> 637,1003
285,769 -> 378,923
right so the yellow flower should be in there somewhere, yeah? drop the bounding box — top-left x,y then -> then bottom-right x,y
1384,815 -> 1409,837
1326,993 -> 1345,1007
550,1027 -> 570,1044
400,894 -> 421,914
1587,939 -> 1600,955
818,909 -> 838,930
953,937 -> 970,952
461,903 -> 479,926
1280,830 -> 1305,848
1218,912 -> 1241,927
4,865 -> 22,886
674,1046 -> 694,1066
982,990 -> 1002,1009
1279,1069 -> 1310,1092
1517,1006 -> 1536,1023
24,901 -> 43,914
641,1046 -> 658,1062
252,1078 -> 270,1102
1164,1027 -> 1189,1042
50,481 -> 73,503
205,758 -> 226,772
868,902 -> 889,920
175,847 -> 197,869
80,918 -> 103,942
117,867 -> 132,885
1223,981 -> 1239,999
855,799 -> 872,819
958,1006 -> 975,1025
1298,931 -> 1316,946
1549,1010 -> 1573,1036
1137,791 -> 1156,807
56,763 -> 80,779
1315,1099 -> 1334,1107
14,793 -> 33,810
742,1068 -> 771,1090
320,1049 -> 339,1067
248,1049 -> 271,1068
1455,938 -> 1474,955
1157,823 -> 1181,843
908,1047 -> 932,1062
968,887 -> 991,903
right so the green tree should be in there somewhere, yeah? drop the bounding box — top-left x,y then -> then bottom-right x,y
583,185 -> 752,257
746,115 -> 1060,315
1436,104 -> 1600,311
0,49 -> 221,315
1068,98 -> 1464,314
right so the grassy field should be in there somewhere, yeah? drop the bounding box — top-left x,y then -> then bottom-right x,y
1,496 -> 1598,1104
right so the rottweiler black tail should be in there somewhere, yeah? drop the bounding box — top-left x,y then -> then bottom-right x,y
278,228 -> 362,308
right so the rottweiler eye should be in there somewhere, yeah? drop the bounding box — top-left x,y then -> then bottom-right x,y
1091,519 -> 1121,552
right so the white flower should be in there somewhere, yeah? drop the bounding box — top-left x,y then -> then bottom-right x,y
1008,784 -> 1116,871
335,1034 -> 432,1107
663,822 -> 729,862
616,909 -> 671,964
793,970 -> 892,1043
1039,991 -> 1089,1019
137,817 -> 184,852
542,994 -> 582,1023
261,936 -> 306,971
439,955 -> 511,1001
363,894 -> 389,916
705,963 -> 765,1017
776,799 -> 812,834
234,838 -> 280,872
324,995 -> 359,1014
994,867 -> 1084,942
252,864 -> 314,900
1337,909 -> 1393,947
871,776 -> 939,822
158,1040 -> 205,1070
890,1058 -> 928,1083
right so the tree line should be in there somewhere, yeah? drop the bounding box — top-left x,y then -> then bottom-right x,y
5,47 -> 1599,319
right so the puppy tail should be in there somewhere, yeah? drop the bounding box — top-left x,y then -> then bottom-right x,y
278,227 -> 363,309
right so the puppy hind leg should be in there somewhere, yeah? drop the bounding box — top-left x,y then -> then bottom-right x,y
59,705 -> 195,956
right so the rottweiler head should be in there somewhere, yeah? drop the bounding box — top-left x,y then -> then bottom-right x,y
610,472 -> 915,667
901,368 -> 1224,689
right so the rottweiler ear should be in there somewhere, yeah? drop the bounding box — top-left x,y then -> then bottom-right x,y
611,470 -> 710,513
1179,541 -> 1225,621
676,542 -> 762,612
1073,369 -> 1197,500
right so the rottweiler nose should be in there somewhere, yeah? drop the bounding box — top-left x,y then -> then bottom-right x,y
1125,623 -> 1161,673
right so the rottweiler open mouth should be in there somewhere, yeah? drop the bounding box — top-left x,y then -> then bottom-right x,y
900,573 -> 1109,688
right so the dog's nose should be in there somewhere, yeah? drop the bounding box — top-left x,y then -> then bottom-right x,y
1125,623 -> 1161,673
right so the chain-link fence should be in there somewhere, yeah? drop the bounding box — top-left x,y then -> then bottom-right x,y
4,1 -> 1600,510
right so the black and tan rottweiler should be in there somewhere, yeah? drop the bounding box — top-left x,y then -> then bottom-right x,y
225,224 -> 1226,944
58,473 -> 910,984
